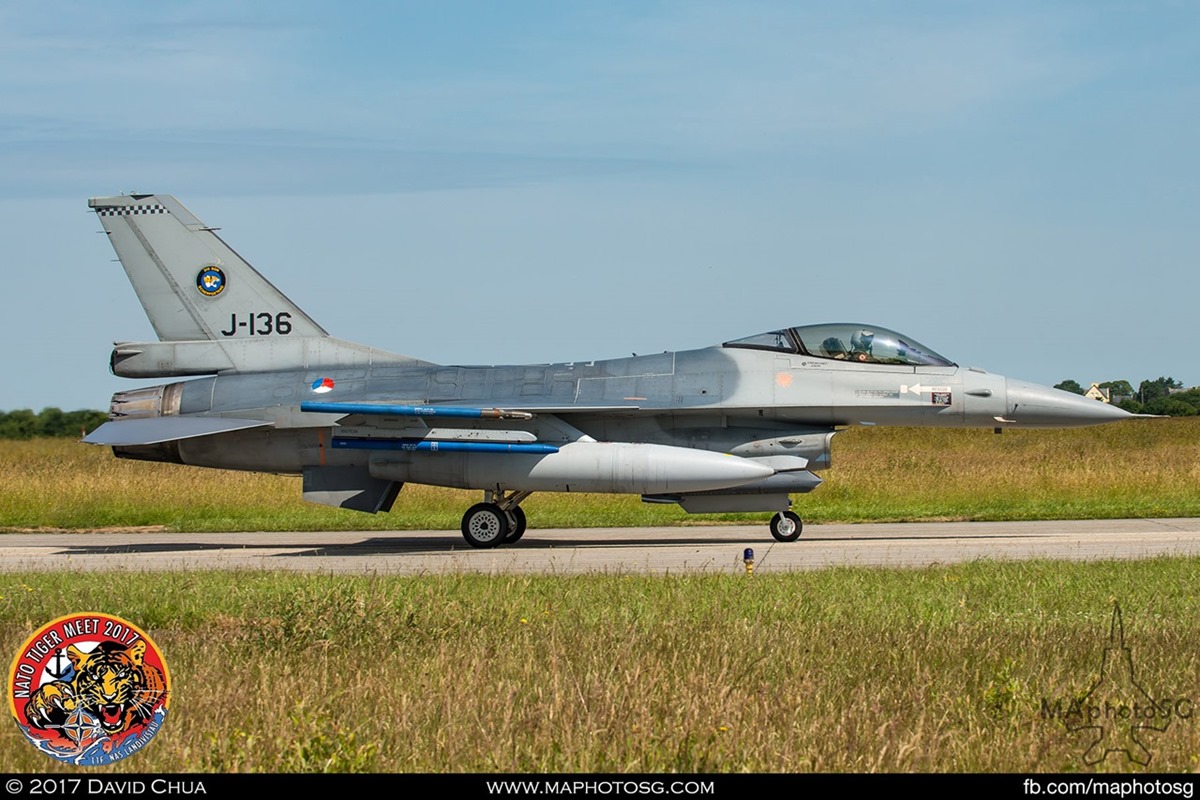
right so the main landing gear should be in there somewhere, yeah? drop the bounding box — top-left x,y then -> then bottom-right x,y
460,490 -> 532,549
769,510 -> 803,542
460,491 -> 806,547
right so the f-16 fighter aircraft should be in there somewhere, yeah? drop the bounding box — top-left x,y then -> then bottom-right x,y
82,194 -> 1132,548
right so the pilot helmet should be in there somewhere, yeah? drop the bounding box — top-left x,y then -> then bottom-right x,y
851,329 -> 874,351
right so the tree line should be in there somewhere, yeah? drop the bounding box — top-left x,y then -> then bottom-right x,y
1053,377 -> 1200,416
0,408 -> 109,439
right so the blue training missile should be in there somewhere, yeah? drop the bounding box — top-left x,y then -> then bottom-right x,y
301,401 -> 534,420
332,438 -> 559,454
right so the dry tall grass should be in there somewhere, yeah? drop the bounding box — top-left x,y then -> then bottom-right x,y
4,564 -> 1199,773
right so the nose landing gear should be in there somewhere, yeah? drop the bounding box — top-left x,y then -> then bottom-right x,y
769,510 -> 803,542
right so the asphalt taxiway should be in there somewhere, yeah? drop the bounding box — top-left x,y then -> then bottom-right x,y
2,518 -> 1199,575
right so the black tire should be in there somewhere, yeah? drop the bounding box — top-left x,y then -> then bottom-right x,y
503,506 -> 528,543
770,510 -> 803,542
461,503 -> 509,548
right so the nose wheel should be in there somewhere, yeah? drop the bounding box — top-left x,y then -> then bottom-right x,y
769,510 -> 803,542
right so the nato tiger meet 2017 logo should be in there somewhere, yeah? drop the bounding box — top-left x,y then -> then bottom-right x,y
8,613 -> 171,765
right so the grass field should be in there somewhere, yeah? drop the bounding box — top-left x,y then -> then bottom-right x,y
2,417 -> 1199,531
4,562 -> 1200,773
4,420 -> 1198,774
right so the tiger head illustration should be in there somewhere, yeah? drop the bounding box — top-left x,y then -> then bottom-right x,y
24,640 -> 166,736
69,640 -> 166,734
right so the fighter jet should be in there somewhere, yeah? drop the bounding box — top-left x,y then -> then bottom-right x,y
82,194 -> 1133,548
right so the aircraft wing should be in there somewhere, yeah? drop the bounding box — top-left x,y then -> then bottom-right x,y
298,401 -> 640,420
297,401 -> 604,454
83,417 -> 273,446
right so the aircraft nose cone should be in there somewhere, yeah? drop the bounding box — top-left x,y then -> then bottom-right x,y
1005,379 -> 1133,427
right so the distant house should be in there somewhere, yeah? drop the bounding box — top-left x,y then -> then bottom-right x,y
1085,384 -> 1111,403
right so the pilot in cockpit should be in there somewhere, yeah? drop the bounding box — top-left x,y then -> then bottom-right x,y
850,329 -> 875,362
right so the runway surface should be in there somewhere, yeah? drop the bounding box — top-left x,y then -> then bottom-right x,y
2,518 -> 1199,575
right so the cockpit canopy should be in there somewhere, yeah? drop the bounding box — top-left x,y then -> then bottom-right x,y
723,324 -> 955,367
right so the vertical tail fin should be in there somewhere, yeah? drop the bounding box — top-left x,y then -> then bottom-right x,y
90,193 -> 430,378
89,194 -> 326,341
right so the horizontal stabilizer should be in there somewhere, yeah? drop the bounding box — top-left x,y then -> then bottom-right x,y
83,417 -> 272,446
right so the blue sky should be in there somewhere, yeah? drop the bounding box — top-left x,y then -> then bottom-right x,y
3,1 -> 1198,411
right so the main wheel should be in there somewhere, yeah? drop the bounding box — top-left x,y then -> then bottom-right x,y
461,503 -> 510,548
503,506 -> 528,543
770,510 -> 803,542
